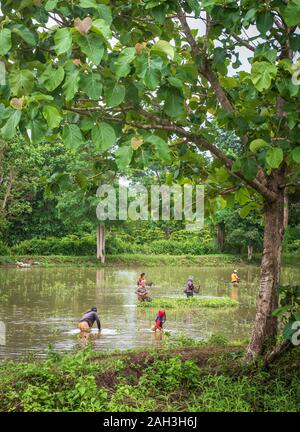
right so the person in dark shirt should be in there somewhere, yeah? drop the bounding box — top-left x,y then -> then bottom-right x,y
79,307 -> 101,339
185,277 -> 194,298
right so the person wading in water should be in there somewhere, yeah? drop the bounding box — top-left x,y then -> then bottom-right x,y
78,307 -> 101,340
185,277 -> 195,298
231,270 -> 240,288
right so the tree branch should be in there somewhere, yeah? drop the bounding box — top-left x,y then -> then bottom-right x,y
177,9 -> 234,113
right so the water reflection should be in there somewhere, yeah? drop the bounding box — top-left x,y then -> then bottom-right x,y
0,264 -> 299,359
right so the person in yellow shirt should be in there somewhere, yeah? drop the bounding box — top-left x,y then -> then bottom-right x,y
231,270 -> 240,287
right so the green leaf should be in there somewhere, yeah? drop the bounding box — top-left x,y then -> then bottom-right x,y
235,188 -> 251,206
136,54 -> 163,90
272,305 -> 291,317
62,124 -> 83,149
92,19 -> 112,40
76,33 -> 104,64
81,72 -> 103,99
164,88 -> 185,118
11,24 -> 36,46
111,47 -> 136,78
0,29 -> 12,56
9,69 -> 34,96
115,146 -> 133,170
256,12 -> 273,35
282,1 -> 300,27
96,4 -> 113,25
0,109 -> 21,139
145,135 -> 170,161
42,105 -> 62,129
54,27 -> 72,55
151,40 -> 175,60
239,203 -> 255,218
292,147 -> 300,163
241,158 -> 258,181
249,139 -> 270,153
62,70 -> 80,101
39,65 -> 65,91
79,0 -> 97,8
266,147 -> 284,169
91,122 -> 116,151
28,117 -> 48,144
250,61 -> 277,91
283,321 -> 295,341
104,83 -> 125,107
45,0 -> 58,11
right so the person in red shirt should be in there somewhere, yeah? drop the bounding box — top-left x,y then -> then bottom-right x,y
153,309 -> 166,332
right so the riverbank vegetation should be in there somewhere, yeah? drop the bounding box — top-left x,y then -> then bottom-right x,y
0,342 -> 299,412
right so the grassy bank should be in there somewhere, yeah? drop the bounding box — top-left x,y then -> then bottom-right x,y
138,297 -> 239,309
0,340 -> 299,412
0,253 -> 253,268
0,253 -> 299,268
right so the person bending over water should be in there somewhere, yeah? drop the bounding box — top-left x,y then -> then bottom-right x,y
135,279 -> 151,302
153,309 -> 166,332
185,277 -> 194,298
79,307 -> 101,340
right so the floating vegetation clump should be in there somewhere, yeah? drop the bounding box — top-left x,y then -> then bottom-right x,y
138,297 -> 239,309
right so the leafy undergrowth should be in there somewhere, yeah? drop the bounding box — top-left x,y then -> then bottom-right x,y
0,339 -> 299,412
138,297 -> 239,309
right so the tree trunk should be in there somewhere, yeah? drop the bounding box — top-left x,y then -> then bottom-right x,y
165,224 -> 170,240
247,244 -> 253,261
96,224 -> 106,264
217,221 -> 225,253
246,192 -> 285,361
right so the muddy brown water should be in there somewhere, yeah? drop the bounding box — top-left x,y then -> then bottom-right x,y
0,264 -> 299,359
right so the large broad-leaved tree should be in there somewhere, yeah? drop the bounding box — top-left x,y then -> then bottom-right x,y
0,0 -> 300,360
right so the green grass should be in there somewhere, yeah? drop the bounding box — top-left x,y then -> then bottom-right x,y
0,342 -> 299,412
138,296 -> 239,309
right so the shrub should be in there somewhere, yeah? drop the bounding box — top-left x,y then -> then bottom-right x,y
0,240 -> 10,255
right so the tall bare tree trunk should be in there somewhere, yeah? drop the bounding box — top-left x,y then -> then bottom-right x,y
246,191 -> 285,360
247,244 -> 253,261
96,224 -> 106,264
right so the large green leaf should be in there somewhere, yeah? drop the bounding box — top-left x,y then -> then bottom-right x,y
11,24 -> 36,46
282,0 -> 300,27
164,88 -> 185,118
92,19 -> 112,40
39,65 -> 65,91
249,138 -> 270,153
266,147 -> 284,168
251,62 -> 277,91
136,54 -> 163,90
91,122 -> 116,151
0,29 -> 12,56
292,147 -> 300,163
54,27 -> 72,55
256,12 -> 273,35
0,109 -> 21,139
104,83 -> 125,107
27,117 -> 48,144
81,72 -> 103,99
62,70 -> 80,101
145,135 -> 170,161
111,47 -> 136,78
42,105 -> 62,129
115,146 -> 133,170
9,69 -> 34,96
76,33 -> 104,64
151,40 -> 175,60
62,124 -> 83,149
241,158 -> 258,181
